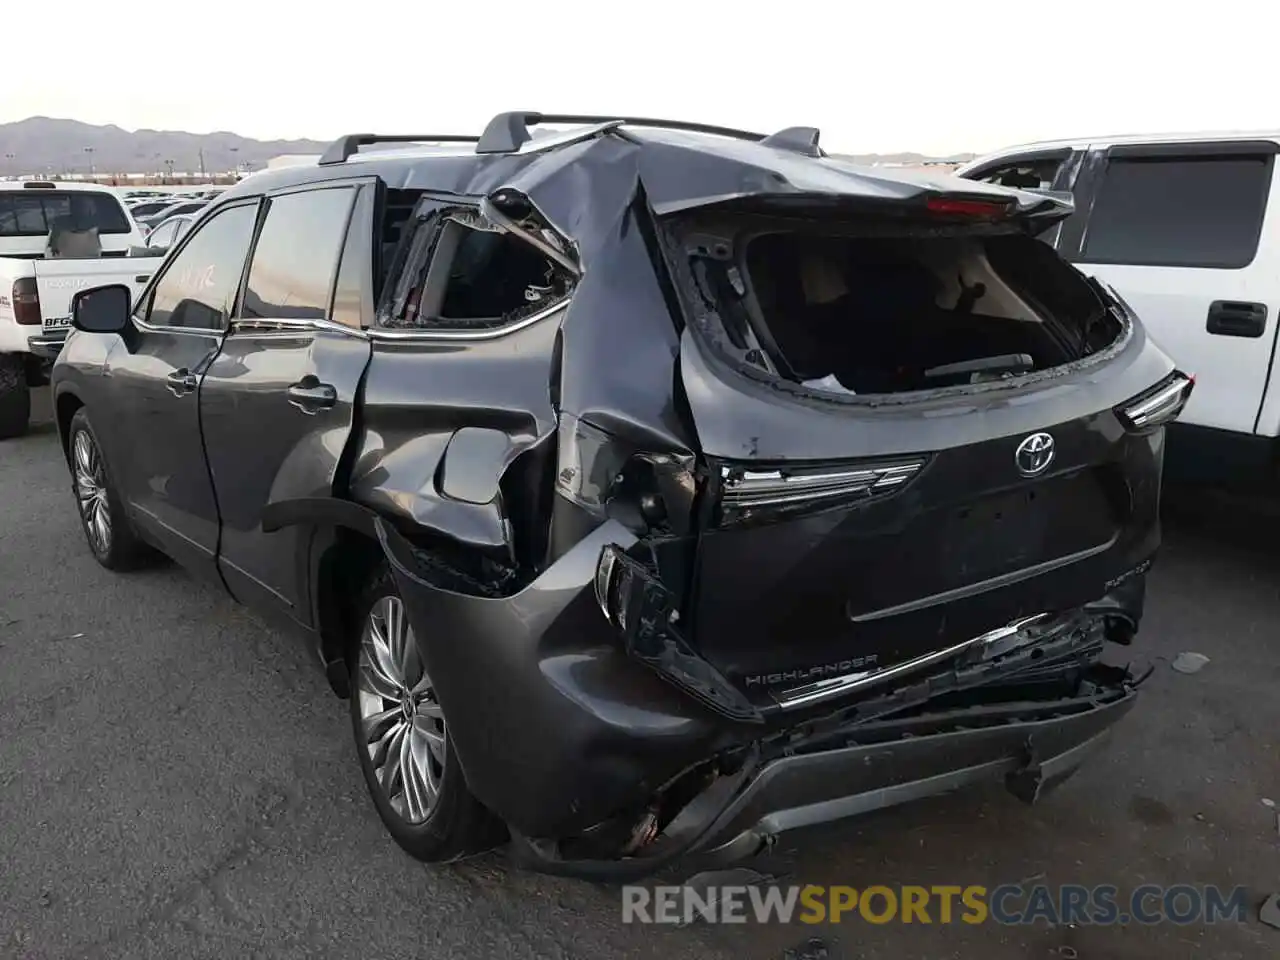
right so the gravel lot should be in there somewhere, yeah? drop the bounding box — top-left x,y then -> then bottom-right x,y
2,389 -> 1277,960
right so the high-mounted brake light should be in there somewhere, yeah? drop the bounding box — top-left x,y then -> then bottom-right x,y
924,196 -> 1013,219
22,180 -> 56,190
12,278 -> 42,326
1117,371 -> 1195,432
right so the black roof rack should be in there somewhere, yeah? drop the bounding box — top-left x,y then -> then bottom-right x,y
318,113 -> 824,165
318,133 -> 480,166
475,112 -> 795,154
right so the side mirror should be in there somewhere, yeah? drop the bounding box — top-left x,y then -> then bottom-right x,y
71,284 -> 132,334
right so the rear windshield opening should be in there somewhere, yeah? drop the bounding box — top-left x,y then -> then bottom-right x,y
686,223 -> 1122,396
0,191 -> 132,237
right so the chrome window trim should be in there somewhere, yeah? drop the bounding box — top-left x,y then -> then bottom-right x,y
225,296 -> 568,342
149,293 -> 570,343
368,297 -> 570,342
227,316 -> 339,338
132,314 -> 225,339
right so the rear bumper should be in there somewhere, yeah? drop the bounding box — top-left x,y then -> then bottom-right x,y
691,686 -> 1136,861
27,330 -> 69,359
265,496 -> 1146,876
369,505 -> 1142,852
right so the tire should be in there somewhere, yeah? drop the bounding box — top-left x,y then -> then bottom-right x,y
0,355 -> 31,440
67,407 -> 152,571
348,566 -> 503,862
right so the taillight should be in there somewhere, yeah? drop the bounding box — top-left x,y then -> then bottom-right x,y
12,278 -> 42,326
591,541 -> 763,723
716,457 -> 926,526
924,196 -> 1013,220
1116,371 -> 1195,432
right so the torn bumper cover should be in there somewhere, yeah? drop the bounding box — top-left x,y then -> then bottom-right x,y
365,504 -> 1147,878
688,684 -> 1137,865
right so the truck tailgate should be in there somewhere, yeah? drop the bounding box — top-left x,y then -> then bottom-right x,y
32,257 -> 161,331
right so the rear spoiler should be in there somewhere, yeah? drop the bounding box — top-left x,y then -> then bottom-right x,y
644,188 -> 1076,235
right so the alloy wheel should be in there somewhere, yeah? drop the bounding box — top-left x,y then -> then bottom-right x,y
356,595 -> 447,824
73,429 -> 112,556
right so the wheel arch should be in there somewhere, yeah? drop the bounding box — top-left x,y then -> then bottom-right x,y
264,498 -> 383,699
268,497 -> 502,700
55,388 -> 85,464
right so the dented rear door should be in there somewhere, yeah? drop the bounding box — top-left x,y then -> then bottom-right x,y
347,194 -> 569,567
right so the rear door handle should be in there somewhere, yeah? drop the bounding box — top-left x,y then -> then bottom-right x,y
165,368 -> 197,397
1206,300 -> 1267,338
134,274 -> 151,284
287,376 -> 338,414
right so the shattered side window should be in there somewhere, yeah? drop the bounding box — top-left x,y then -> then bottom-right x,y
975,158 -> 1062,191
378,210 -> 571,332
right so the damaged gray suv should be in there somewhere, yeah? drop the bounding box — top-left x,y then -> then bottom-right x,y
51,112 -> 1193,879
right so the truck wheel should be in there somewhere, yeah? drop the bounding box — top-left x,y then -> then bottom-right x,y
0,355 -> 31,440
67,407 -> 152,570
348,566 -> 504,862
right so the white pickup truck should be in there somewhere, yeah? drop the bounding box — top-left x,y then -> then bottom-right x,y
0,181 -> 162,438
957,132 -> 1280,493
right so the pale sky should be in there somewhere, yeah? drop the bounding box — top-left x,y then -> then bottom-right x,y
4,0 -> 1276,156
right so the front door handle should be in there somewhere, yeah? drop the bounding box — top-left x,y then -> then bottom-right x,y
287,375 -> 338,414
1206,300 -> 1267,338
165,368 -> 198,397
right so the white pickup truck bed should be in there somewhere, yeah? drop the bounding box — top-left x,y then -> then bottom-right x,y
0,255 -> 162,438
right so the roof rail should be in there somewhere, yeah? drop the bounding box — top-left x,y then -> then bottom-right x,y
319,115 -> 825,165
318,133 -> 480,166
475,112 -> 798,154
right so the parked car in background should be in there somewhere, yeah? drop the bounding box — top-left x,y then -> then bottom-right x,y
0,180 -> 159,437
958,132 -> 1280,492
124,198 -> 177,218
51,112 -> 1190,878
137,213 -> 196,255
137,199 -> 208,234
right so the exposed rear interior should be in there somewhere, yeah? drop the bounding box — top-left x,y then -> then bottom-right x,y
680,215 -> 1123,395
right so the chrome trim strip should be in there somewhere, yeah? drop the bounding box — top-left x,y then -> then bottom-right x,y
132,315 -> 224,339
366,298 -> 569,343
222,298 -> 571,344
847,540 -> 1115,623
769,613 -> 1056,710
227,316 -> 363,338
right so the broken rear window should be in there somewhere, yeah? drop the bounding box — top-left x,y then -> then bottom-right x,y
677,216 -> 1121,396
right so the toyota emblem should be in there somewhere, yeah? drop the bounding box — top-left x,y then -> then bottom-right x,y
1015,432 -> 1055,477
